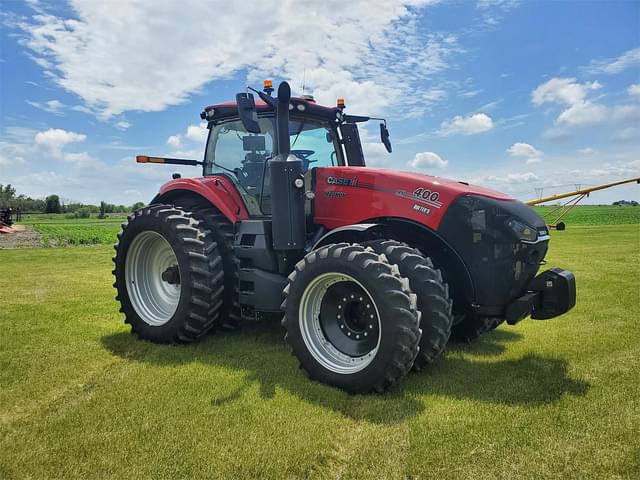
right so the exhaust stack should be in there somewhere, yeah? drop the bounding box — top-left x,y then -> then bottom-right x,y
270,82 -> 306,251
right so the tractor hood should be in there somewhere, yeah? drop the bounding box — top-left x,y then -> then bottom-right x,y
313,166 -> 517,230
378,168 -> 512,201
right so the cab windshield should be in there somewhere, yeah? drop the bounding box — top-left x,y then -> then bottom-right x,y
204,116 -> 341,215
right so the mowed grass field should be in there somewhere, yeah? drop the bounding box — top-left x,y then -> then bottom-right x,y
1,221 -> 639,478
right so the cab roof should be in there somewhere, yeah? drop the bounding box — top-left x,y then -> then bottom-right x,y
201,97 -> 341,123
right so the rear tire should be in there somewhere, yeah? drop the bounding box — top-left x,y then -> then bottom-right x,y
282,243 -> 421,394
366,240 -> 453,370
190,207 -> 242,331
113,204 -> 224,343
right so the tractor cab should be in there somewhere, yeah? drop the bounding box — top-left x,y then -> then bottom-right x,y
197,81 -> 391,216
202,107 -> 344,215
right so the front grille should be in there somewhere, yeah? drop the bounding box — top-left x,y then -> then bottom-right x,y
438,195 -> 548,309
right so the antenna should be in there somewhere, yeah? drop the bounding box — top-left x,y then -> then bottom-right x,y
302,67 -> 306,95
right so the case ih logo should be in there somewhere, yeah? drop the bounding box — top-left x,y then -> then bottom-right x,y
327,176 -> 358,186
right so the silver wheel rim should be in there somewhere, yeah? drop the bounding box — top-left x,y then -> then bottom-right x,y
299,272 -> 381,374
125,231 -> 181,326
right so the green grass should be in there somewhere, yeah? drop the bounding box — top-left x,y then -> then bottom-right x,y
533,205 -> 640,225
1,224 -> 639,478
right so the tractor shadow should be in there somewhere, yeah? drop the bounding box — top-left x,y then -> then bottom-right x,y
447,328 -> 524,356
102,322 -> 589,424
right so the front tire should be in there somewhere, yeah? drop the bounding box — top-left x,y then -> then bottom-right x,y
282,243 -> 421,394
113,204 -> 224,343
366,240 -> 453,370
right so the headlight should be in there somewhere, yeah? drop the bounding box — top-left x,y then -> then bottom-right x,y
506,218 -> 538,243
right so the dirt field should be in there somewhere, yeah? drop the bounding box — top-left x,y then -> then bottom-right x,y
0,225 -> 42,248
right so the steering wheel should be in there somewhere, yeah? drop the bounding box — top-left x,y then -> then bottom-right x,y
290,149 -> 315,160
291,150 -> 317,171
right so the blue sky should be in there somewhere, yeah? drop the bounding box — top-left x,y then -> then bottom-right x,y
1,0 -> 639,204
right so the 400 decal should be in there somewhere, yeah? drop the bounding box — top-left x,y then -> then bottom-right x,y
394,187 -> 443,208
413,187 -> 441,204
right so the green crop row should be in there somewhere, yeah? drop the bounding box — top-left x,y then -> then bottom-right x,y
532,205 -> 639,225
33,223 -> 121,247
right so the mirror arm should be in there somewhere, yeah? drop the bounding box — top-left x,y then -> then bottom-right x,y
248,86 -> 277,108
369,117 -> 387,126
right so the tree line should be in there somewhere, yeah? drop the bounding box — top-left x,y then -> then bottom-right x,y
0,184 -> 145,216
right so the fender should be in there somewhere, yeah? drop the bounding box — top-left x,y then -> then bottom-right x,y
314,218 -> 476,310
312,223 -> 390,250
151,176 -> 250,223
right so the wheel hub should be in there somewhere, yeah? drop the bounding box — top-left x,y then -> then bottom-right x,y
161,265 -> 180,285
319,281 -> 380,357
125,231 -> 181,326
298,272 -> 382,374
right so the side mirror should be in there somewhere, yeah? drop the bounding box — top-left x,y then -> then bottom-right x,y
236,92 -> 261,133
380,122 -> 392,153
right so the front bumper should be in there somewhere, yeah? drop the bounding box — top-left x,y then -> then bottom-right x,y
505,268 -> 576,325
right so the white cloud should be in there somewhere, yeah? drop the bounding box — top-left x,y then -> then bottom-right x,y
578,148 -> 595,155
588,159 -> 640,177
18,1 -> 456,119
611,104 -> 640,123
531,77 -> 601,106
459,89 -> 482,98
115,120 -> 131,130
167,123 -> 208,150
26,99 -> 65,114
353,125 -> 392,167
486,171 -> 539,183
437,113 -> 494,136
185,123 -> 208,143
34,128 -> 86,154
614,127 -> 640,142
507,142 -> 543,159
532,77 -> 640,135
556,101 -> 607,127
525,157 -> 543,165
476,0 -> 521,26
63,152 -> 92,163
628,84 -> 640,97
584,47 -> 640,75
0,152 -> 20,166
408,151 -> 448,169
166,135 -> 182,148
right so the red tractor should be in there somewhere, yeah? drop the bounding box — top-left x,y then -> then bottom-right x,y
113,81 -> 576,393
